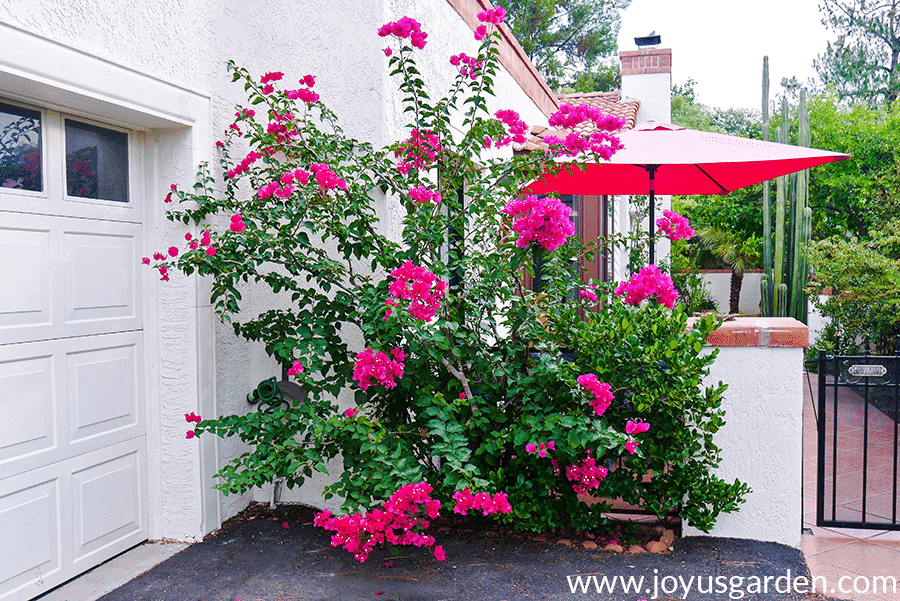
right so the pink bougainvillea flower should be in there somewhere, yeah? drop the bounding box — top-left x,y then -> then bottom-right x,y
200,231 -> 211,246
353,347 -> 405,391
168,246 -> 179,257
626,419 -> 650,435
230,214 -> 246,233
494,109 -> 528,146
474,24 -> 487,40
170,183 -> 177,191
525,443 -> 537,454
382,47 -> 392,57
185,412 -> 202,423
394,129 -> 442,173
164,193 -> 172,203
300,74 -> 316,87
215,140 -> 224,148
577,374 -> 614,416
260,71 -> 284,84
141,257 -> 151,265
656,209 -> 695,242
450,53 -> 484,80
625,439 -> 639,454
565,452 -> 609,494
378,17 -> 428,48
408,186 -> 442,204
185,430 -> 195,439
287,360 -> 304,377
344,407 -> 358,418
614,264 -> 679,308
309,163 -> 347,191
477,6 -> 507,24
433,545 -> 445,561
452,487 -> 512,516
388,261 -> 446,320
501,195 -> 575,252
262,84 -> 275,95
580,288 -> 598,303
315,482 -> 441,562
206,246 -> 217,257
282,521 -> 289,529
189,240 -> 199,250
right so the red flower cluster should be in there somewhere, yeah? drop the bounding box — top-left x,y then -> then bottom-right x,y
541,104 -> 625,159
656,209 -> 695,242
388,261 -> 446,320
576,373 -> 614,417
286,360 -> 304,377
501,194 -> 575,252
310,163 -> 347,192
614,264 -> 679,308
477,6 -> 507,24
450,53 -> 484,80
526,440 -> 555,458
452,487 -> 512,515
565,452 -> 609,495
260,71 -> 283,85
494,109 -> 528,146
394,129 -> 442,175
315,482 -> 442,562
226,150 -> 262,179
408,186 -> 442,204
185,411 -> 201,440
377,16 -> 428,49
353,347 -> 405,391
229,213 -> 246,233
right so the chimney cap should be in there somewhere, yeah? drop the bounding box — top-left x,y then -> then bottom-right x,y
634,34 -> 661,47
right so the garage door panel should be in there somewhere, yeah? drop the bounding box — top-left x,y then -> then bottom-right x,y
0,332 -> 143,481
0,226 -> 52,332
64,231 -> 136,324
0,478 -> 61,599
0,214 -> 141,345
71,450 -> 142,561
0,354 -> 56,467
68,343 -> 137,443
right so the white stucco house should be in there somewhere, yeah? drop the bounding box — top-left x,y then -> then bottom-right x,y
0,2 -> 675,599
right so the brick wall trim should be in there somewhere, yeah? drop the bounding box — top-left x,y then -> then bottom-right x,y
620,48 -> 672,76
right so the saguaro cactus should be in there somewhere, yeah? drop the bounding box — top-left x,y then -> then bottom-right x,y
760,57 -> 812,322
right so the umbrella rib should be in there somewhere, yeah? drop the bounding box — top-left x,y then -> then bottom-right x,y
694,165 -> 729,194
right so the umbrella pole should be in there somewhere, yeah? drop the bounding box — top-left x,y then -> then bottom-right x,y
646,165 -> 659,265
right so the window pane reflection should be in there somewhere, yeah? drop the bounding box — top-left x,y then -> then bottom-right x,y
0,102 -> 42,192
65,119 -> 128,202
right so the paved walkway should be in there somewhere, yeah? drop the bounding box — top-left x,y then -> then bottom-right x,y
801,371 -> 900,600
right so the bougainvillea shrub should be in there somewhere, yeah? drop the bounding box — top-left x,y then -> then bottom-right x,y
158,9 -> 746,561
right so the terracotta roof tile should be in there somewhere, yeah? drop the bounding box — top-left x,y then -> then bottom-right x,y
519,90 -> 640,152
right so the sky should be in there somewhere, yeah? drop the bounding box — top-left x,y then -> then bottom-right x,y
616,0 -> 834,112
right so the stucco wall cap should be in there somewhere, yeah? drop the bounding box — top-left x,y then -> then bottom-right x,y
687,316 -> 809,348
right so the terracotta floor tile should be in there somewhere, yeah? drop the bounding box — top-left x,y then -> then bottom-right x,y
802,531 -> 856,557
870,530 -> 900,543
816,539 -> 900,575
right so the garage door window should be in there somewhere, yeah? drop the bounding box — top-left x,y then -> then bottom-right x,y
65,119 -> 129,203
0,102 -> 42,192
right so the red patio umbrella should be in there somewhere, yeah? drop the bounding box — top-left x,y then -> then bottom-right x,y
527,122 -> 850,263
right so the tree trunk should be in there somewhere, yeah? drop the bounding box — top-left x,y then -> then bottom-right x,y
729,270 -> 744,314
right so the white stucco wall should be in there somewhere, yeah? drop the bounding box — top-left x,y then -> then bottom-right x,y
683,342 -> 804,548
700,271 -> 763,315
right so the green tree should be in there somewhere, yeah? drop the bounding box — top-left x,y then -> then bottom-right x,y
814,0 -> 900,107
498,0 -> 631,91
807,92 -> 900,239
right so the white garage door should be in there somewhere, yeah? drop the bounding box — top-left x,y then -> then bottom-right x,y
0,101 -> 147,601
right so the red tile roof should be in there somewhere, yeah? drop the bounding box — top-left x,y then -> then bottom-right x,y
519,90 -> 640,152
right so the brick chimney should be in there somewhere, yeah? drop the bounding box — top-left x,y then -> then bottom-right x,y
620,48 -> 672,124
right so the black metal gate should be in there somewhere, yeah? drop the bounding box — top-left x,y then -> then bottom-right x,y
810,347 -> 900,530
